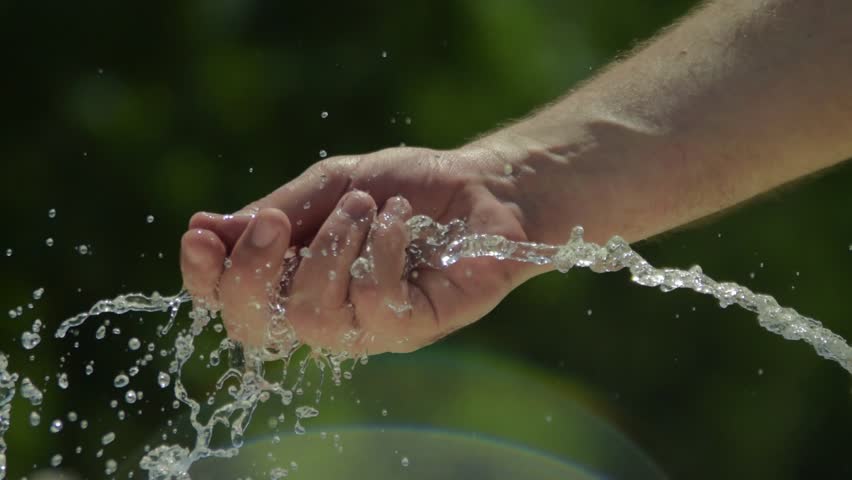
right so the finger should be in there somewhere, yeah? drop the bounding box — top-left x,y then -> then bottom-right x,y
180,228 -> 227,308
188,212 -> 253,253
350,196 -> 414,325
253,159 -> 359,245
403,257 -> 510,349
218,208 -> 292,347
190,160 -> 357,252
186,172 -> 349,254
290,190 -> 376,309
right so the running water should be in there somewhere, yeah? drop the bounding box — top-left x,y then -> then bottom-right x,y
403,217 -> 852,373
1,215 -> 848,479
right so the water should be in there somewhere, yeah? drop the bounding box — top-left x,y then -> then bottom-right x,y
405,217 -> 852,373
1,216 -> 850,479
0,354 -> 18,480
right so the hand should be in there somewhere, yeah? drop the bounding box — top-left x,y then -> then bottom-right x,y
179,146 -> 540,354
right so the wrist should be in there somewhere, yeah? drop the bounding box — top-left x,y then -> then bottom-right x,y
463,105 -> 683,246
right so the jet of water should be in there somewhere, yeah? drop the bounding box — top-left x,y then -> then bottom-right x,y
32,216 -> 851,479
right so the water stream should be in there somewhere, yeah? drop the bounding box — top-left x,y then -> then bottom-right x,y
0,215 -> 849,479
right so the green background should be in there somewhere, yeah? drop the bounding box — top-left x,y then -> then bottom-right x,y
1,0 -> 851,478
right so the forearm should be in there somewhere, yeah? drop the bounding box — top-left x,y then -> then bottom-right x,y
474,0 -> 852,245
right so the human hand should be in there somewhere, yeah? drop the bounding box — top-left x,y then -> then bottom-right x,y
180,146 -> 541,354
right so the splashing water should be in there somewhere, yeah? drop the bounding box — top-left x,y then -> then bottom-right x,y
404,217 -> 852,373
0,216 -> 847,479
50,282 -> 353,478
0,354 -> 19,480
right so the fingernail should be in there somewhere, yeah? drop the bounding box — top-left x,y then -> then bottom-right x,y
341,191 -> 372,220
250,214 -> 279,248
183,244 -> 207,266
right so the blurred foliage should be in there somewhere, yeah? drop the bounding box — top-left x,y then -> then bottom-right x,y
1,0 -> 851,479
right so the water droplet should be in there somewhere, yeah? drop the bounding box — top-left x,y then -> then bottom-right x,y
113,374 -> 129,388
295,406 -> 319,419
401,456 -> 409,467
96,325 -> 106,339
146,215 -> 155,224
267,416 -> 279,429
303,201 -> 311,210
45,237 -> 54,247
381,409 -> 388,416
270,467 -> 289,479
404,116 -> 412,125
21,331 -> 41,350
128,337 -> 141,350
321,111 -> 328,119
50,418 -> 64,433
102,432 -> 116,445
32,287 -> 44,300
349,257 -> 372,279
105,459 -> 117,475
48,208 -> 56,218
157,372 -> 171,389
50,453 -> 63,467
77,244 -> 89,255
125,389 -> 138,404
29,411 -> 40,426
503,164 -> 513,176
328,270 -> 337,281
248,167 -> 254,173
381,50 -> 388,58
757,368 -> 764,376
318,150 -> 327,158
57,373 -> 69,389
4,248 -> 11,257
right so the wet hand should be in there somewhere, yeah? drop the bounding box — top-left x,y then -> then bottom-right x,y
180,147 -> 539,354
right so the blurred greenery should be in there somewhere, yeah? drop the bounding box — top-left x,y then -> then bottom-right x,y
1,0 -> 851,479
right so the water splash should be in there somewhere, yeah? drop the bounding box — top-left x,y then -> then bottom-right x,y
54,291 -> 190,339
0,353 -> 18,480
50,284 -> 350,478
12,215 -> 846,479
405,216 -> 852,374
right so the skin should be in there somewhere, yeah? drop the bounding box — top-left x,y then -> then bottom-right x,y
181,0 -> 852,355
181,149 -> 536,353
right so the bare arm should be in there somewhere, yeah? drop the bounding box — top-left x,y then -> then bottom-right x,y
182,0 -> 852,351
476,0 -> 852,246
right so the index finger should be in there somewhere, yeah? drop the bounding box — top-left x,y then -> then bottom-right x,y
189,158 -> 358,250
